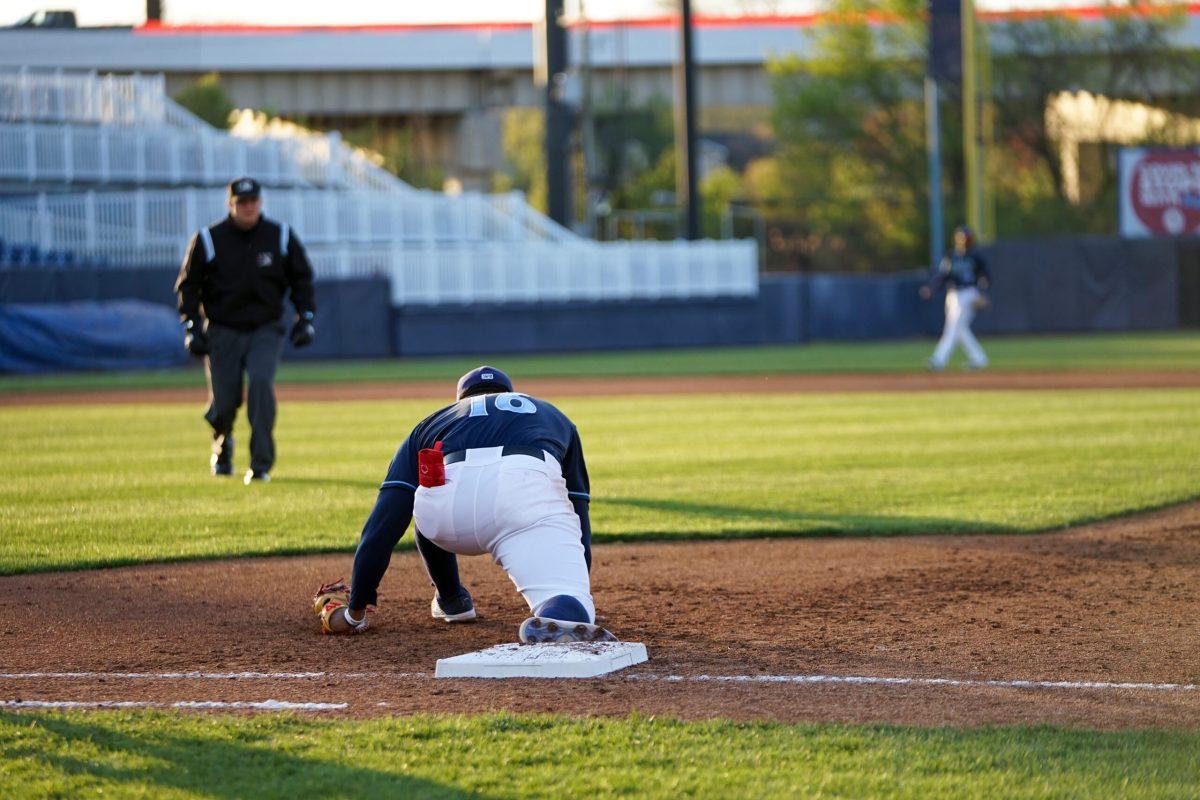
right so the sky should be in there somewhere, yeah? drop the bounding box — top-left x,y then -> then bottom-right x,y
4,0 -> 1102,27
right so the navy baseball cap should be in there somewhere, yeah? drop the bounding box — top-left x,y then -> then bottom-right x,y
456,365 -> 513,399
228,177 -> 261,200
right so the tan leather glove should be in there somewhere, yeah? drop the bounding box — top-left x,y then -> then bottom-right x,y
312,579 -> 369,635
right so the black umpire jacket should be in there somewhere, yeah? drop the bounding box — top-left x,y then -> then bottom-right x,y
174,215 -> 316,332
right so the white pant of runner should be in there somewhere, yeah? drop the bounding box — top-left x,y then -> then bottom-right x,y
931,286 -> 988,369
412,446 -> 595,622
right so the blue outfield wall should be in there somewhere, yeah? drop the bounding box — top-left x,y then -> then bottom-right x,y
392,274 -> 943,356
392,235 -> 1181,354
0,233 -> 1185,366
0,267 -> 394,362
973,236 -> 1180,334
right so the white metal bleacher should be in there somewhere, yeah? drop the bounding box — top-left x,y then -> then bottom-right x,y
0,69 -> 758,305
0,70 -> 402,190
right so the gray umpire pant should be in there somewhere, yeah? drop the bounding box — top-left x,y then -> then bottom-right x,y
203,322 -> 285,474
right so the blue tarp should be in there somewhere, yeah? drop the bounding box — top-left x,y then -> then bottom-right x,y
0,300 -> 188,373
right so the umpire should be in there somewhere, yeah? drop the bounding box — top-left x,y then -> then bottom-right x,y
174,177 -> 316,484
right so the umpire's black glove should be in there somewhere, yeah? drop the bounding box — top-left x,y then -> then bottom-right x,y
290,311 -> 315,348
183,318 -> 209,356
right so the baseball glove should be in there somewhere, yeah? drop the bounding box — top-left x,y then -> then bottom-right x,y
972,294 -> 991,311
313,579 -> 369,635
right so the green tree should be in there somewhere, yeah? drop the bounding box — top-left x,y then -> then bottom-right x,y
173,73 -> 235,130
700,164 -> 746,237
341,122 -> 444,189
591,94 -> 676,211
496,108 -> 548,213
765,0 -> 930,271
760,0 -> 1199,270
989,1 -> 1200,235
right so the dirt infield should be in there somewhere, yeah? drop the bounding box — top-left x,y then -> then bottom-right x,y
3,503 -> 1198,728
3,368 -> 1200,406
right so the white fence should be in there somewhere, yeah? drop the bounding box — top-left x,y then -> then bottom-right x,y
0,189 -> 576,260
0,69 -> 407,192
0,191 -> 758,304
0,70 -> 758,305
0,122 -> 403,190
0,70 -> 200,130
306,239 -> 758,304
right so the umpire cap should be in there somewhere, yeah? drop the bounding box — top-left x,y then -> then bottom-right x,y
456,365 -> 513,400
228,176 -> 261,200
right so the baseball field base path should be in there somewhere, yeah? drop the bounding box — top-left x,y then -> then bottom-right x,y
435,642 -> 649,679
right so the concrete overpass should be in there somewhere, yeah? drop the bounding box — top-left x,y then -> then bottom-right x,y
1,18 -> 798,188
4,9 -> 1199,189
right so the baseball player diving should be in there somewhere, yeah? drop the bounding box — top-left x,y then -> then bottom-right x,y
920,225 -> 991,371
313,366 -> 616,645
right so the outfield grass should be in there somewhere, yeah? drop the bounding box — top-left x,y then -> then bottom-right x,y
0,331 -> 1197,394
2,389 -> 1197,574
1,712 -> 1196,799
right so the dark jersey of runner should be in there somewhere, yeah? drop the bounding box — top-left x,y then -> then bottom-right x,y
348,392 -> 593,609
380,392 -> 590,500
933,248 -> 991,290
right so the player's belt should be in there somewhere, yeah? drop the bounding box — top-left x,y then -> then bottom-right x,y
442,445 -> 547,465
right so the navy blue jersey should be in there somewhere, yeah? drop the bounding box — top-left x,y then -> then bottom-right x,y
933,248 -> 991,290
381,392 -> 590,500
349,391 -> 593,610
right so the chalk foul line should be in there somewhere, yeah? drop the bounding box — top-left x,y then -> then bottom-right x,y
629,674 -> 1199,692
0,700 -> 347,711
0,671 -> 402,680
0,671 -> 1195,693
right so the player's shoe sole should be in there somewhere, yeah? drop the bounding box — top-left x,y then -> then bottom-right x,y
431,595 -> 477,623
518,616 -> 617,644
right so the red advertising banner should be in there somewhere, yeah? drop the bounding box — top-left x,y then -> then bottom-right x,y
1119,147 -> 1200,237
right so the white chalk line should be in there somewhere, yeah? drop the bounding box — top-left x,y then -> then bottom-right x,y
0,671 -> 1195,693
0,671 -> 414,680
0,700 -> 346,711
630,674 -> 1200,692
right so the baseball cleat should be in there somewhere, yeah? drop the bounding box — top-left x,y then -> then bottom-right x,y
211,462 -> 233,476
431,593 -> 477,623
518,616 -> 617,644
244,469 -> 270,485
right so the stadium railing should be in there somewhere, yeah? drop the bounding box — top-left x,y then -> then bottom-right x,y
0,70 -> 192,129
0,189 -> 575,255
0,191 -> 758,304
0,70 -> 405,192
308,239 -> 759,304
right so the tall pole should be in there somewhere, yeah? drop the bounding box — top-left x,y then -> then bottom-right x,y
579,0 -> 600,238
979,17 -> 995,241
962,0 -> 981,234
925,76 -> 944,268
927,0 -> 958,266
674,0 -> 700,240
544,0 -> 573,228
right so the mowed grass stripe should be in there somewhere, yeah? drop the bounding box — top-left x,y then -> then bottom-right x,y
1,331 -> 1199,395
1,389 -> 1198,574
1,712 -> 1197,799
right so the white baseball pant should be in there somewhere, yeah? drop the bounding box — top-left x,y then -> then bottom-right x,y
412,447 -> 595,622
931,286 -> 988,369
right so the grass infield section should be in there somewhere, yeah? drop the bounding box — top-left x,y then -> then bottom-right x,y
2,388 -> 1198,575
1,332 -> 1198,394
1,712 -> 1197,799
